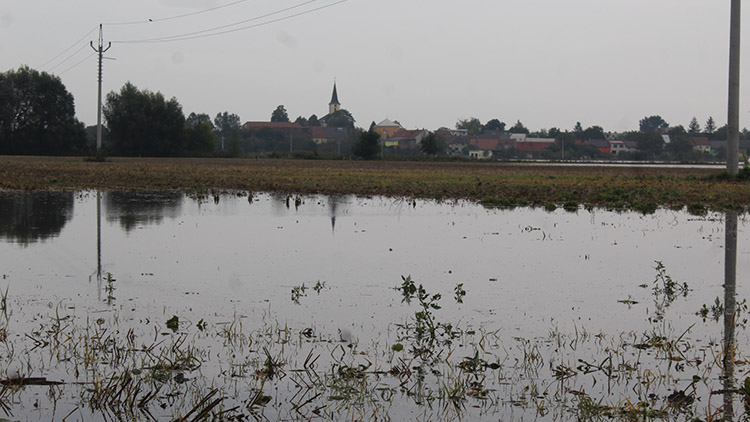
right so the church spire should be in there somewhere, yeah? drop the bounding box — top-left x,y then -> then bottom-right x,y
329,81 -> 341,114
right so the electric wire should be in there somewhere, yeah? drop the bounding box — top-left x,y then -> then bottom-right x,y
103,0 -> 250,26
58,52 -> 96,76
113,0 -> 347,44
46,43 -> 90,72
37,26 -> 98,69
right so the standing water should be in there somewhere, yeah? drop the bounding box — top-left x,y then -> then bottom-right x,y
0,191 -> 746,421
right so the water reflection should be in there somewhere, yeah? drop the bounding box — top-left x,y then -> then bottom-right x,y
723,211 -> 738,418
0,192 -> 74,245
104,191 -> 183,232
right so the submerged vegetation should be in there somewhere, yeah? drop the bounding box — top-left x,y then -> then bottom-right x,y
0,263 -> 745,421
2,156 -> 750,212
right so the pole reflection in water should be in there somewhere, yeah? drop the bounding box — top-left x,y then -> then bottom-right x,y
96,191 -> 103,300
723,211 -> 738,419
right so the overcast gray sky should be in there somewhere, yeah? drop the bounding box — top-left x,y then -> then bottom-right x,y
1,0 -> 748,132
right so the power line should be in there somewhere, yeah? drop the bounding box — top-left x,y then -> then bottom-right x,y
37,26 -> 98,69
46,43 -> 90,72
113,0 -> 348,44
103,0 -> 250,26
58,52 -> 96,76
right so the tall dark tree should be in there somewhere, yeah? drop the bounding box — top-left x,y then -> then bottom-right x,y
573,122 -> 583,133
688,117 -> 701,134
271,105 -> 289,122
0,66 -> 86,155
214,112 -> 241,151
104,82 -> 185,156
352,130 -> 380,159
483,118 -> 506,132
705,116 -> 716,134
307,114 -> 320,127
509,120 -> 529,134
186,112 -> 213,128
184,122 -> 217,155
456,117 -> 481,135
636,132 -> 665,156
323,109 -> 355,128
294,116 -> 308,126
419,132 -> 446,155
582,125 -> 605,140
639,115 -> 668,133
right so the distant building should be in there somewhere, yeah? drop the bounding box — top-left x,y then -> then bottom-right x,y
373,119 -> 403,140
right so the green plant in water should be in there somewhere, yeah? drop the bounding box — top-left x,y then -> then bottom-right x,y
396,275 -> 463,356
454,283 -> 466,304
648,261 -> 689,318
313,280 -> 327,294
291,283 -> 307,304
696,297 -> 724,322
166,315 -> 179,333
104,272 -> 116,305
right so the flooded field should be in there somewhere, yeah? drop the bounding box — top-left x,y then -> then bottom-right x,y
0,191 -> 748,421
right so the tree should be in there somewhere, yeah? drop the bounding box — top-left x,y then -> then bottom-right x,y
0,66 -> 86,155
184,122 -> 217,155
705,116 -> 716,134
271,105 -> 289,122
483,118 -> 506,132
636,131 -> 665,156
639,115 -> 668,133
186,112 -> 213,128
456,118 -> 482,135
104,82 -> 185,156
214,112 -> 241,151
667,136 -> 694,156
307,114 -> 320,127
509,120 -> 529,134
574,122 -> 583,133
352,130 -> 380,159
323,109 -> 355,128
582,125 -> 605,140
294,116 -> 308,126
420,132 -> 446,155
688,117 -> 701,134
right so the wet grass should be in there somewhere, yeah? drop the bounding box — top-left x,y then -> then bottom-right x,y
1,156 -> 750,212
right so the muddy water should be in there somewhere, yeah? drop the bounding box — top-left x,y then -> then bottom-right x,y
0,191 -> 747,421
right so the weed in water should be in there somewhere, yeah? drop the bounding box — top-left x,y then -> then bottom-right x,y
291,283 -> 307,304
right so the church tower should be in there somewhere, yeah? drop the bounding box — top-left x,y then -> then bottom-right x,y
329,81 -> 341,115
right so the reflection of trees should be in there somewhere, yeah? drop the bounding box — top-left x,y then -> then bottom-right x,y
0,192 -> 74,246
105,192 -> 183,232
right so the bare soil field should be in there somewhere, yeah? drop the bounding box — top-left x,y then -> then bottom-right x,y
0,156 -> 746,211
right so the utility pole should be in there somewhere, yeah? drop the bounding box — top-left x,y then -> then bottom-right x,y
728,0 -> 741,175
91,24 -> 111,152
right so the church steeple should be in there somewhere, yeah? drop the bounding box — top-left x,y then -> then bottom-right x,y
329,81 -> 341,115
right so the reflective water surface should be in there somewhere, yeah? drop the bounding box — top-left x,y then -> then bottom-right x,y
0,191 -> 747,421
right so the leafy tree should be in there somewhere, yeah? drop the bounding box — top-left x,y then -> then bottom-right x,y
667,136 -> 693,156
668,125 -> 687,137
271,105 -> 289,122
104,82 -> 185,156
688,117 -> 701,134
294,116 -> 308,126
456,117 -> 482,135
509,120 -> 529,134
420,132 -> 446,155
186,112 -> 213,128
214,112 -> 241,150
582,125 -> 604,140
636,131 -> 665,156
369,121 -> 377,132
713,124 -> 728,141
483,118 -> 506,132
184,122 -> 217,155
324,109 -> 355,128
639,115 -> 668,133
0,66 -> 86,155
705,116 -> 716,134
574,122 -> 583,133
352,130 -> 380,159
307,114 -> 320,127
548,127 -> 562,140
